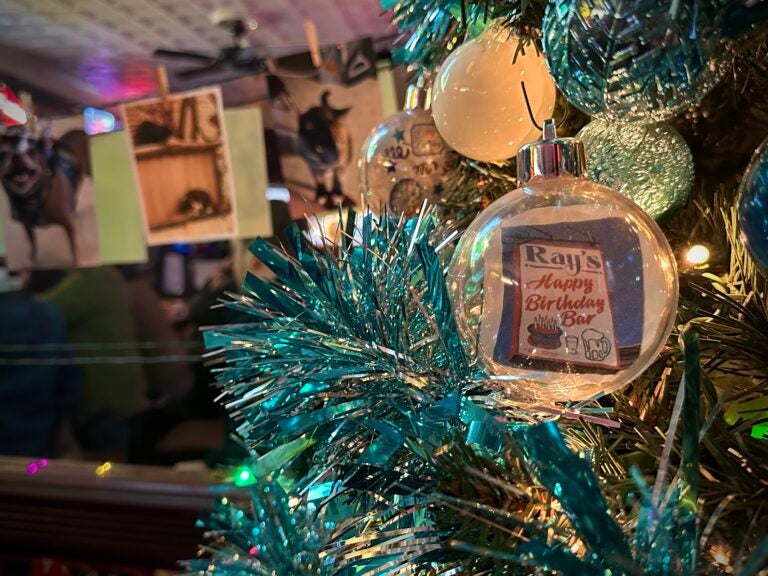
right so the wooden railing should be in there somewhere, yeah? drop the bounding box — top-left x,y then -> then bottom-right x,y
0,457 -> 222,569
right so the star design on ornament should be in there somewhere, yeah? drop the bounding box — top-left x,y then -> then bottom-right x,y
386,160 -> 397,173
393,128 -> 405,143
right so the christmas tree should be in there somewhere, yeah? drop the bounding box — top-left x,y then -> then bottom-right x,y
186,2 -> 768,574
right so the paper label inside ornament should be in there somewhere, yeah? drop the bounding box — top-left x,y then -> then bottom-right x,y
411,124 -> 445,156
511,240 -> 620,370
486,217 -> 644,374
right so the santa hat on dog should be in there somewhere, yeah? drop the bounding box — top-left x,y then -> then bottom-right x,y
0,83 -> 27,127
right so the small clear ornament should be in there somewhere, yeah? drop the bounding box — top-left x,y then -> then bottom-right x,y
359,78 -> 452,216
448,121 -> 679,403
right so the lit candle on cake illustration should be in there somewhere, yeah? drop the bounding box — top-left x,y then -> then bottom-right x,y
527,315 -> 563,350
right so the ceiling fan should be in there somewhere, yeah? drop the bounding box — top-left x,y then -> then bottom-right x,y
153,10 -> 270,80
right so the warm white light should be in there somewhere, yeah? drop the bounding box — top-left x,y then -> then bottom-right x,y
685,244 -> 711,266
305,211 -> 366,247
710,543 -> 731,566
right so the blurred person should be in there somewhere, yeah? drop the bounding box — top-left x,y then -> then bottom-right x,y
43,265 -> 147,457
119,264 -> 193,405
184,256 -> 242,420
0,263 -> 80,456
119,264 -> 194,462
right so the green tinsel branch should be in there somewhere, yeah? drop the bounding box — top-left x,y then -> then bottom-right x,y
382,0 -> 545,70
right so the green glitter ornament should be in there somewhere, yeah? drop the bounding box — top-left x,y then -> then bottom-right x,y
578,120 -> 694,220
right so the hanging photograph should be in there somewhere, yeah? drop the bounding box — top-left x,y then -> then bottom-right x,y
0,115 -> 100,270
123,86 -> 238,245
266,51 -> 385,216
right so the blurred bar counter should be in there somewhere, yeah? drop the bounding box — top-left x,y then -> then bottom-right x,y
0,457 -> 222,570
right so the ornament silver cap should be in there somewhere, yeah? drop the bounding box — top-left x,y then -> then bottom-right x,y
404,72 -> 432,111
516,119 -> 586,184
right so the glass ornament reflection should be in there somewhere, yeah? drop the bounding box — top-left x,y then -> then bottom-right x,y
448,121 -> 678,403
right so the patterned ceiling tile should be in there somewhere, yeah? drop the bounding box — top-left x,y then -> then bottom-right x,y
0,0 -> 392,105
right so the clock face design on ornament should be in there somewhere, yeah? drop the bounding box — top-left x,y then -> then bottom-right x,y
389,178 -> 427,216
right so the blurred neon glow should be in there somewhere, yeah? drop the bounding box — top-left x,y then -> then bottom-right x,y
266,186 -> 290,203
84,107 -> 116,135
26,458 -> 48,475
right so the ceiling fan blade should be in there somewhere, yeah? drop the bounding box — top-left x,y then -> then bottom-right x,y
153,49 -> 219,64
175,61 -> 228,79
233,57 -> 268,73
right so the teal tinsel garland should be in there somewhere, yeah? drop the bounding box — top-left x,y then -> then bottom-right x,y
204,212 -> 475,456
190,211 -> 768,574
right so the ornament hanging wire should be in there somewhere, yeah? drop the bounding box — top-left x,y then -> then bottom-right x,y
521,80 -> 569,131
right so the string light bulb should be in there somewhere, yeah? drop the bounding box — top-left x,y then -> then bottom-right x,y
233,465 -> 257,487
685,244 -> 711,266
26,459 -> 48,475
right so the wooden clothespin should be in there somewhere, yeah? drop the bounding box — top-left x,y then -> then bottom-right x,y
155,64 -> 170,102
304,20 -> 322,68
154,64 -> 172,124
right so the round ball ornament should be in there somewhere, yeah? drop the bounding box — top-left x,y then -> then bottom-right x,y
578,120 -> 694,220
738,136 -> 768,276
448,120 -> 678,403
359,84 -> 452,216
543,0 -> 727,123
431,23 -> 557,162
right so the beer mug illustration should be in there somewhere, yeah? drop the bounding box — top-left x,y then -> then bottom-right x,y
581,329 -> 611,362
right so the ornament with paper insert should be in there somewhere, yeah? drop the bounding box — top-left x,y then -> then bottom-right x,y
542,0 -> 728,124
578,120 -> 694,220
431,22 -> 557,162
738,135 -> 768,276
359,79 -> 452,216
448,120 -> 678,403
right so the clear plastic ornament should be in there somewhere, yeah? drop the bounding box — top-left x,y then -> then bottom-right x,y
431,22 -> 557,162
578,120 -> 694,220
359,80 -> 451,216
448,121 -> 679,404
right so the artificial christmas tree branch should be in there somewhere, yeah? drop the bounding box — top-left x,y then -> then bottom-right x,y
190,208 -> 766,574
186,1 -> 768,573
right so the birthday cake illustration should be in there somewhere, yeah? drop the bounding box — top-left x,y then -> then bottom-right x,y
527,316 -> 563,349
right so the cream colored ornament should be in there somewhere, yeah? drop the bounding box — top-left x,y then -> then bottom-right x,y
431,24 -> 557,162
